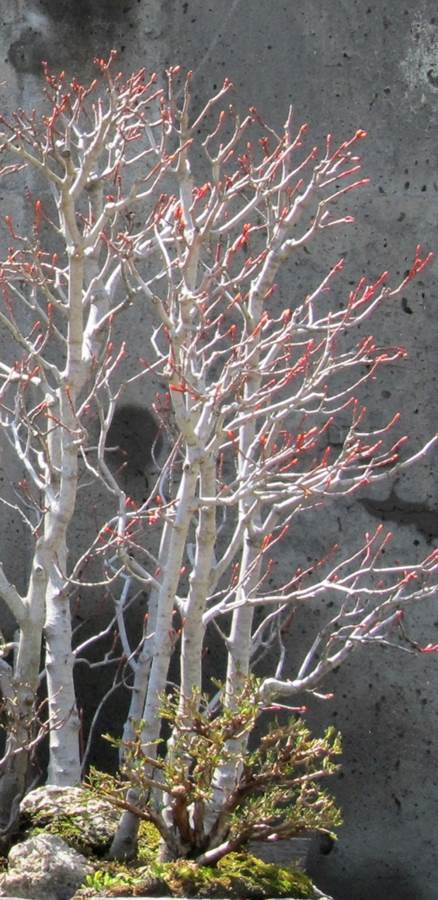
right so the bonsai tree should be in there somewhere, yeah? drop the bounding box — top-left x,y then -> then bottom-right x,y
93,678 -> 342,864
0,55 -> 435,858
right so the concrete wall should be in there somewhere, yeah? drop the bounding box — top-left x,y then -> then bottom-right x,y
0,2 -> 437,898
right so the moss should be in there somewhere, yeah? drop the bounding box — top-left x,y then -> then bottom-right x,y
25,813 -> 110,858
81,865 -> 142,895
75,851 -> 315,899
216,852 -> 314,898
21,802 -> 316,898
137,820 -> 162,864
24,814 -> 162,867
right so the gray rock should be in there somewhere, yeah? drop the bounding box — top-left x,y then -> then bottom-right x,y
0,833 -> 93,900
19,786 -> 120,852
249,837 -> 312,870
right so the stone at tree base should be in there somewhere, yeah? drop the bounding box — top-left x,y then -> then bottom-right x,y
13,790 -> 334,900
0,833 -> 93,899
249,837 -> 312,870
19,786 -> 120,852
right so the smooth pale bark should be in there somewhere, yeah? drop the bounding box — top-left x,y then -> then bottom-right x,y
205,537 -> 261,838
119,522 -> 173,751
42,241 -> 85,785
110,143 -> 203,857
44,534 -> 81,785
6,69 -> 427,866
0,556 -> 46,827
43,383 -> 82,785
0,625 -> 43,828
206,241 -> 276,830
109,456 -> 199,859
179,458 -> 216,706
156,459 -> 217,852
0,143 -> 102,794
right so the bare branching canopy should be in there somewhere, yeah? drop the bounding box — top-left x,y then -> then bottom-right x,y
0,54 -> 435,860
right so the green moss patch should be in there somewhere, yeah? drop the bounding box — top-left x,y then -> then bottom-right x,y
25,812 -> 110,858
19,786 -> 121,858
77,851 -> 314,898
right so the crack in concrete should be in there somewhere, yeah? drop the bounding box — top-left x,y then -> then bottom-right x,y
183,0 -> 242,90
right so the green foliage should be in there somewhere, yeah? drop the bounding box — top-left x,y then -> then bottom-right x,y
28,784 -> 318,898
137,820 -> 162,864
89,677 -> 342,863
148,853 -> 314,898
81,852 -> 314,898
83,865 -> 139,894
79,863 -> 141,897
228,721 -> 343,841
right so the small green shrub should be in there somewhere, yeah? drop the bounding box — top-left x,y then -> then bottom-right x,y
90,678 -> 342,865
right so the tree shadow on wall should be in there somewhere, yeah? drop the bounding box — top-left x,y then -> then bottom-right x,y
40,0 -> 130,22
307,849 -> 425,900
105,403 -> 162,502
8,0 -> 139,76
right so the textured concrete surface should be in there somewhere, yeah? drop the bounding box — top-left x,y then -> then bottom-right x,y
163,8 -> 438,900
0,2 -> 437,900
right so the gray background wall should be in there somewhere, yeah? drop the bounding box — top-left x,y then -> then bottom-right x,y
0,2 -> 437,899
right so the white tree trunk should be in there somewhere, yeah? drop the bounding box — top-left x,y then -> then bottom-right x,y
42,244 -> 85,784
110,456 -> 199,858
44,565 -> 81,785
179,458 -> 216,705
206,539 -> 260,832
0,556 -> 46,825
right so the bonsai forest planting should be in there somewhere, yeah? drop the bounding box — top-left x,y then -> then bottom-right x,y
0,53 -> 435,892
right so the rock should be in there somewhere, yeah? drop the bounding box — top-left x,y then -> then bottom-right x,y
0,832 -> 93,899
19,785 -> 120,854
249,836 -> 312,870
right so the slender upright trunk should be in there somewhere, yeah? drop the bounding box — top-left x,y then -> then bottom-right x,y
119,522 -> 173,751
109,456 -> 199,859
206,536 -> 261,833
206,263 -> 267,830
179,458 -> 216,705
44,548 -> 81,785
43,391 -> 81,785
0,555 -> 46,828
0,624 -> 43,829
43,247 -> 85,785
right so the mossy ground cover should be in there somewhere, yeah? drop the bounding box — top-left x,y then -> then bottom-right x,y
15,805 -> 317,898
77,851 -> 314,899
22,811 -> 116,858
73,823 -> 315,898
